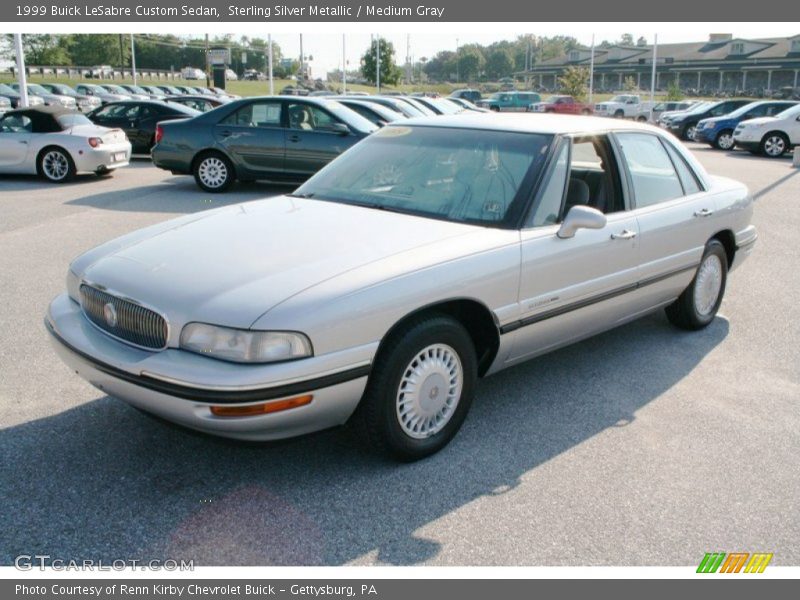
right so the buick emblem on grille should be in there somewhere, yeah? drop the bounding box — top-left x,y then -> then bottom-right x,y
103,302 -> 118,328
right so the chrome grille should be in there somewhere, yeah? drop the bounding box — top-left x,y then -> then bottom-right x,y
79,284 -> 167,350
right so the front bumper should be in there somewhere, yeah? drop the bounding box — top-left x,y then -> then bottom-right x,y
46,293 -> 370,441
693,128 -> 716,144
73,142 -> 132,173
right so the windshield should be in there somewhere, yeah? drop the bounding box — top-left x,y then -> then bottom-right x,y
774,103 -> 800,119
27,84 -> 49,95
293,125 -> 552,227
50,84 -> 77,96
429,98 -> 462,114
127,85 -> 148,94
56,113 -> 93,129
103,85 -> 128,94
610,95 -> 632,103
0,83 -> 17,94
82,84 -> 103,93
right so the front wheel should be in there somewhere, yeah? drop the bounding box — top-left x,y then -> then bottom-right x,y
713,129 -> 735,150
193,152 -> 235,192
38,147 -> 75,183
355,314 -> 477,461
614,109 -> 624,118
683,123 -> 698,141
665,239 -> 728,330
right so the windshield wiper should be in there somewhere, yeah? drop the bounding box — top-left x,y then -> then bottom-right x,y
288,192 -> 315,198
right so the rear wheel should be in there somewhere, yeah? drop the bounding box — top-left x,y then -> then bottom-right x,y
354,314 -> 477,461
490,106 -> 499,112
582,109 -> 592,115
37,147 -> 75,183
713,129 -> 735,150
665,239 -> 728,330
683,123 -> 698,141
760,132 -> 789,157
193,151 -> 235,192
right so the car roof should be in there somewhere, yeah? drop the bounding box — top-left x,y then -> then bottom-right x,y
397,112 -> 664,135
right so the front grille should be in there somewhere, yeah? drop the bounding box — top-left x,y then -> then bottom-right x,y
79,284 -> 167,350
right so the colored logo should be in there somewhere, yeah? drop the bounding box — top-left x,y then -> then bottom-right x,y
697,552 -> 773,573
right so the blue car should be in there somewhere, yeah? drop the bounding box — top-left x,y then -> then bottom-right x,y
696,100 -> 797,150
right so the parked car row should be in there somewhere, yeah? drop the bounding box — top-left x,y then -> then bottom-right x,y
656,98 -> 800,157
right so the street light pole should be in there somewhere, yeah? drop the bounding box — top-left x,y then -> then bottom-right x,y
130,34 -> 137,85
342,34 -> 346,94
376,35 -> 381,93
13,34 -> 28,108
268,34 -> 274,95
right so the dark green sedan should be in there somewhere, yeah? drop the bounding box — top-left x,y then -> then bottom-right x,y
152,96 -> 378,192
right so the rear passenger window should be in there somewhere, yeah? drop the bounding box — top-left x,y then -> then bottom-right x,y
222,101 -> 282,128
663,141 -> 702,195
616,133 -> 685,208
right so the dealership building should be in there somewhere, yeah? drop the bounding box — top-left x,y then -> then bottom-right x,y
524,34 -> 800,92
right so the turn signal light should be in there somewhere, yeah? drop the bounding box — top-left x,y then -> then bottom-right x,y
87,137 -> 102,148
210,395 -> 313,418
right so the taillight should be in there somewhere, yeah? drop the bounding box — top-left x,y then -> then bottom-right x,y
155,124 -> 164,144
87,137 -> 101,148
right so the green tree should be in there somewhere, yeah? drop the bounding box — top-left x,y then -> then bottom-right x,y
68,34 -> 125,66
485,48 -> 514,80
361,37 -> 401,85
558,66 -> 590,101
666,80 -> 683,101
457,45 -> 485,81
623,76 -> 638,92
15,34 -> 72,65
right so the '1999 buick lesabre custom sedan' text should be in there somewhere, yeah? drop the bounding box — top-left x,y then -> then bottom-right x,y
46,114 -> 757,460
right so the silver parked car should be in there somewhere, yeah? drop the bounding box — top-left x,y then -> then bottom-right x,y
46,114 -> 757,460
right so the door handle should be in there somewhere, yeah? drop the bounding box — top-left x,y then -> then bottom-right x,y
610,229 -> 637,240
694,208 -> 714,218
19,140 -> 28,144
288,134 -> 301,142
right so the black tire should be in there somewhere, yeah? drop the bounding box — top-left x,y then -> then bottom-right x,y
713,129 -> 735,150
37,146 -> 75,183
193,151 -> 235,192
354,314 -> 478,461
582,109 -> 592,115
636,115 -> 647,122
614,109 -> 624,118
665,239 -> 728,330
759,131 -> 789,158
682,122 -> 698,141
490,106 -> 499,112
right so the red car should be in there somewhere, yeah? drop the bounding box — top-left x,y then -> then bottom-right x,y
528,95 -> 593,115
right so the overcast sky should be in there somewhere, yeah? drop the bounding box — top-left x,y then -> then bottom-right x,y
266,23 -> 800,77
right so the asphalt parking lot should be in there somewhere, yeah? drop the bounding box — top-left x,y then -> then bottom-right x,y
1,147 -> 798,567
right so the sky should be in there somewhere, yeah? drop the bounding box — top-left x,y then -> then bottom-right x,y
264,23 -> 800,77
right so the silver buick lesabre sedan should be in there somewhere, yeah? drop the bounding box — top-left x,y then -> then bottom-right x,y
46,114 -> 757,461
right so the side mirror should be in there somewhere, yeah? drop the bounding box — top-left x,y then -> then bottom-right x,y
557,205 -> 607,239
326,122 -> 351,135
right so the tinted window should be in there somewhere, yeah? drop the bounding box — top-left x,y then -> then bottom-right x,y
529,141 -> 568,227
222,101 -> 282,128
294,126 -> 552,226
92,104 -> 129,118
288,103 -> 342,131
616,133 -> 685,208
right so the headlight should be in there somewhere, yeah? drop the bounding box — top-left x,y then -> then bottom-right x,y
180,323 -> 313,363
66,269 -> 81,302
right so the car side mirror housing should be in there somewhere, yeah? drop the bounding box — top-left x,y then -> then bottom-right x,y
327,122 -> 351,135
557,205 -> 607,239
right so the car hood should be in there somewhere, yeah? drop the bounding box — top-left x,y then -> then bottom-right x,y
736,116 -> 776,128
80,197 -> 482,329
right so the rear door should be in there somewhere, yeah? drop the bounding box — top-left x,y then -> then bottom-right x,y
214,99 -> 286,178
614,131 -> 713,310
508,133 -> 641,364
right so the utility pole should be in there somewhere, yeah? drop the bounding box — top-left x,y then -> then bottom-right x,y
130,34 -> 137,85
649,34 -> 658,122
406,34 -> 411,84
588,34 -> 595,104
376,35 -> 381,93
456,37 -> 459,82
299,33 -> 304,82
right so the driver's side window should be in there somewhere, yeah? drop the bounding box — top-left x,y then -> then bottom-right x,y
221,101 -> 282,128
0,115 -> 32,133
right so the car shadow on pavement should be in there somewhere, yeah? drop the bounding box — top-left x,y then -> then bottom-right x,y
0,312 -> 729,566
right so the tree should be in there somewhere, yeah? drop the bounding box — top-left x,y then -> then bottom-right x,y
558,66 -> 590,101
361,37 -> 401,86
423,50 -> 456,82
485,48 -> 514,80
666,80 -> 683,101
457,45 -> 485,82
14,34 -> 72,65
69,34 -> 124,66
623,76 -> 638,92
637,36 -> 648,47
619,33 -> 635,46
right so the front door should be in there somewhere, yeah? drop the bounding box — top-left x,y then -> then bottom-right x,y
284,102 -> 357,178
215,99 -> 286,178
506,134 -> 641,364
